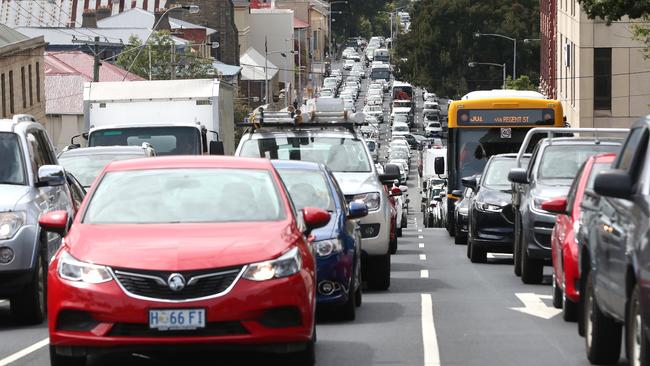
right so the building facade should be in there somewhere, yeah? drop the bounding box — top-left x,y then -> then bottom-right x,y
0,25 -> 46,123
553,0 -> 650,128
539,0 -> 556,99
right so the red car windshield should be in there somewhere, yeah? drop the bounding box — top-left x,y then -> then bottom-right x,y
83,168 -> 285,224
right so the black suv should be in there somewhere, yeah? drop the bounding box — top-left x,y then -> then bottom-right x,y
580,117 -> 650,365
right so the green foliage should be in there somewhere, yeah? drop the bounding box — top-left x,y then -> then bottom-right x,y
393,0 -> 540,98
333,0 -> 395,41
116,31 -> 220,80
633,16 -> 650,59
576,0 -> 650,23
505,75 -> 537,90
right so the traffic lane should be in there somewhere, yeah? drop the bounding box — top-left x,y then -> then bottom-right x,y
419,229 -> 628,366
0,301 -> 48,363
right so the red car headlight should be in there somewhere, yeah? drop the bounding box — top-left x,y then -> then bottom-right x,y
58,251 -> 113,284
243,247 -> 302,281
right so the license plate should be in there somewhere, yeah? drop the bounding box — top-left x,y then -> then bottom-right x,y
149,309 -> 205,330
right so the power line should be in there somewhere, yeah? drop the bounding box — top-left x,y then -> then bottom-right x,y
17,1 -> 97,41
40,0 -> 124,42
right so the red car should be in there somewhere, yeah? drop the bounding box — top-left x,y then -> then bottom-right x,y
39,156 -> 330,366
542,153 -> 616,322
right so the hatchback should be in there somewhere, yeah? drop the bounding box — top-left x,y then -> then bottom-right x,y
41,156 -> 331,365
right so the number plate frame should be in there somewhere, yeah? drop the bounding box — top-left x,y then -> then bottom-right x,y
149,308 -> 206,331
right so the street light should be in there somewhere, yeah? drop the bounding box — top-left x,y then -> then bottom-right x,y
328,1 -> 348,57
468,61 -> 507,89
523,38 -> 540,44
122,4 -> 200,81
264,38 -> 295,105
474,32 -> 517,79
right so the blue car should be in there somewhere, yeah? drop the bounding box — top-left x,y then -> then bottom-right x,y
273,160 -> 367,321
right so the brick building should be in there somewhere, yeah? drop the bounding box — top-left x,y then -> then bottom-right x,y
539,0 -> 556,99
0,25 -> 46,122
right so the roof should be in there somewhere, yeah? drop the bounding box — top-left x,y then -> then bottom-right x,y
240,47 -> 278,81
59,146 -> 150,158
14,27 -> 189,46
243,128 -> 356,140
96,8 -> 217,36
462,90 -> 546,100
271,160 -> 321,171
293,17 -> 309,29
0,23 -> 28,47
539,137 -> 623,146
104,156 -> 274,172
213,61 -> 242,77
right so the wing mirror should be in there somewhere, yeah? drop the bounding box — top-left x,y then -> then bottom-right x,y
38,210 -> 69,236
390,187 -> 402,196
540,197 -> 568,215
379,164 -> 401,184
302,207 -> 331,234
461,176 -> 478,190
508,168 -> 529,184
594,170 -> 633,200
399,185 -> 408,193
348,202 -> 368,219
434,156 -> 445,175
451,189 -> 463,197
37,165 -> 66,187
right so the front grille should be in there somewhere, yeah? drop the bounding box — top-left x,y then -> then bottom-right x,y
113,266 -> 243,301
108,321 -> 248,337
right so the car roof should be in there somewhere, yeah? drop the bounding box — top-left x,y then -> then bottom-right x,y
271,160 -> 322,171
104,156 -> 274,172
243,128 -> 357,140
539,137 -> 622,146
59,146 -> 149,158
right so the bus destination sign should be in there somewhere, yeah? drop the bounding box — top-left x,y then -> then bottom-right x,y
457,109 -> 555,126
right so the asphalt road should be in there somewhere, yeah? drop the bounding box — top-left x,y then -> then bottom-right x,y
0,61 -> 629,366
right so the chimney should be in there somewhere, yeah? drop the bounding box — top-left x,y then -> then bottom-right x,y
154,8 -> 171,31
81,9 -> 97,28
96,6 -> 111,21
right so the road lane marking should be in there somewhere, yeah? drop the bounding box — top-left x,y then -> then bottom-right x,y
421,294 -> 441,366
487,253 -> 513,259
418,229 -> 423,232
419,254 -> 427,261
419,243 -> 424,248
0,338 -> 49,366
418,235 -> 424,239
510,293 -> 561,320
0,300 -> 6,305
420,270 -> 429,278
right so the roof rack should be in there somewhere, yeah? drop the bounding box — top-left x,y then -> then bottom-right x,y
516,127 -> 630,167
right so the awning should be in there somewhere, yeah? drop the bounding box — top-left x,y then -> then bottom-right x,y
294,17 -> 309,29
240,47 -> 278,81
213,61 -> 242,77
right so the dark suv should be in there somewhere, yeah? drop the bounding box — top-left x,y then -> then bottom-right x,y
0,115 -> 79,324
580,117 -> 650,365
508,128 -> 625,284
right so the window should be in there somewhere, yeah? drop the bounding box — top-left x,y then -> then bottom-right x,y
571,43 -> 576,106
9,70 -> 14,114
1,73 -> 5,117
35,62 -> 40,102
20,66 -> 26,109
616,128 -> 648,184
594,48 -> 612,110
28,64 -> 33,106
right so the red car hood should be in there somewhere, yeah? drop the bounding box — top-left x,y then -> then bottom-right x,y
65,221 -> 297,271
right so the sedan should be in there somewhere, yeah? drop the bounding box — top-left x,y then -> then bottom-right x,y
274,161 -> 367,320
41,156 -> 331,365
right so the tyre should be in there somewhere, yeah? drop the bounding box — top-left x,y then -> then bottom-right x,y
454,233 -> 467,245
49,346 -> 86,366
367,254 -> 390,290
389,235 -> 398,254
355,285 -> 362,308
513,215 -> 522,277
584,271 -> 622,364
562,272 -> 578,322
401,215 -> 408,229
427,215 -> 434,228
396,227 -> 402,237
552,272 -> 563,309
288,330 -> 316,365
627,285 -> 650,366
11,247 -> 47,325
470,241 -> 486,263
340,287 -> 356,321
466,238 -> 471,259
521,244 -> 543,284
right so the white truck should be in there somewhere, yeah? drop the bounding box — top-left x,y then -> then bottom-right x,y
83,79 -> 235,155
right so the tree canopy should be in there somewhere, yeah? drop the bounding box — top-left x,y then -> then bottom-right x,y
393,0 -> 540,98
577,0 -> 650,23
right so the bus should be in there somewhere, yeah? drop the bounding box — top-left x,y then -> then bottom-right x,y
392,82 -> 413,101
434,90 -> 564,235
373,48 -> 390,63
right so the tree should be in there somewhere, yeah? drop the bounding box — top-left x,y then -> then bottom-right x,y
505,75 -> 537,90
116,31 -> 219,80
576,0 -> 650,23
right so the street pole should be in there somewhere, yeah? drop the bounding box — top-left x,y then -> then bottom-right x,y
513,40 -> 517,80
265,36 -> 269,105
148,44 -> 152,80
298,29 -> 302,106
502,63 -> 506,89
93,36 -> 100,82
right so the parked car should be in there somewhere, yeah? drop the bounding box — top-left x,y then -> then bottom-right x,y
42,156 -> 331,365
366,139 -> 379,162
343,59 -> 355,70
58,145 -> 156,189
508,129 -> 625,283
0,115 -> 80,325
425,121 -> 442,137
466,154 -> 521,262
274,160 -> 367,320
541,153 -> 616,322
423,186 -> 444,228
454,186 -> 474,245
575,118 -> 650,365
363,104 -> 384,122
391,122 -> 410,137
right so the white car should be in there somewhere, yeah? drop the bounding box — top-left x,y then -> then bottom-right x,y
367,96 -> 383,106
344,59 -> 355,70
422,101 -> 440,116
367,88 -> 383,100
392,122 -> 410,137
342,98 -> 356,113
388,159 -> 408,184
368,83 -> 383,92
363,105 -> 384,122
425,121 -> 442,137
319,88 -> 335,98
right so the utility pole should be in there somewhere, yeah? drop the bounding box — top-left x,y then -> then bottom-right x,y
72,37 -> 123,82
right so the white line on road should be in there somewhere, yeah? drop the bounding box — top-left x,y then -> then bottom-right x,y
421,294 -> 441,366
418,229 -> 423,232
420,254 -> 427,261
419,243 -> 424,248
0,338 -> 49,366
418,235 -> 424,239
0,300 -> 6,305
420,270 -> 429,278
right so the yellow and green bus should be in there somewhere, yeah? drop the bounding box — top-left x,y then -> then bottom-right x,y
438,90 -> 564,235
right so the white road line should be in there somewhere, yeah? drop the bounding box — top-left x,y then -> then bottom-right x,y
421,294 -> 441,366
0,300 -> 6,305
420,270 -> 429,278
418,235 -> 424,239
419,243 -> 424,248
418,229 -> 423,232
419,254 -> 427,261
0,338 -> 49,366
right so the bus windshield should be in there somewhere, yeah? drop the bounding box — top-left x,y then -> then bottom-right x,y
393,86 -> 413,100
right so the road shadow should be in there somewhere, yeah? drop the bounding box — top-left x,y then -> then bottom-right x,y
320,301 -> 405,326
390,261 -> 426,272
386,277 -> 450,294
0,302 -> 46,331
315,340 -> 374,366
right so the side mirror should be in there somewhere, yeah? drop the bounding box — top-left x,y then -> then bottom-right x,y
209,141 -> 225,155
541,197 -> 568,215
508,168 -> 529,184
302,207 -> 331,234
379,164 -> 401,184
405,198 -> 410,204
434,156 -> 445,175
38,210 -> 69,236
399,185 -> 408,193
451,189 -> 463,197
461,176 -> 478,190
594,170 -> 633,200
37,165 -> 66,187
390,187 -> 402,196
348,202 -> 368,219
